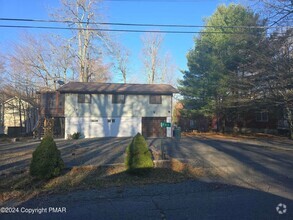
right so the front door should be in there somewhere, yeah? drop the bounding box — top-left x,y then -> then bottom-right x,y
142,117 -> 166,138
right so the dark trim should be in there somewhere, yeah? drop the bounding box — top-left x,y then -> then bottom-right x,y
59,91 -> 174,95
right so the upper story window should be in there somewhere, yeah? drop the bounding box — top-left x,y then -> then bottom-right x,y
78,94 -> 91,103
256,111 -> 268,122
149,95 -> 162,104
47,93 -> 56,109
112,94 -> 125,104
59,94 -> 65,108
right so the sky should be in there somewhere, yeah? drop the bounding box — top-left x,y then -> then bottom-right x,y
0,0 -> 243,84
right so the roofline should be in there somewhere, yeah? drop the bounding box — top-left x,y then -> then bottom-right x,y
57,82 -> 179,94
58,90 -> 175,95
4,96 -> 35,106
36,90 -> 59,94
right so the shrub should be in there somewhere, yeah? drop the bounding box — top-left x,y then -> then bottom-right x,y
125,133 -> 153,174
30,136 -> 64,179
71,132 -> 81,139
0,134 -> 8,139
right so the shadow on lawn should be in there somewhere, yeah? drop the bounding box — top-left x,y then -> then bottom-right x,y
0,159 -> 204,205
2,166 -> 293,220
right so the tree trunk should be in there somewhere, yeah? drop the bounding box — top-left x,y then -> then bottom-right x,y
18,98 -> 23,134
285,105 -> 293,139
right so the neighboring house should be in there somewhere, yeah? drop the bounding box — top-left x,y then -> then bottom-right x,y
174,102 -> 209,132
174,101 -> 288,134
58,82 -> 178,138
2,96 -> 38,136
36,91 -> 65,138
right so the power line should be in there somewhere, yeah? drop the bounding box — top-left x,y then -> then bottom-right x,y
1,17 -> 291,29
0,24 -> 258,34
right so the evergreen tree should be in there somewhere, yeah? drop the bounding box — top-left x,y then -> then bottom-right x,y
179,4 -> 266,131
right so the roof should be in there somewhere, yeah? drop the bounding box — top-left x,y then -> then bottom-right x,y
4,96 -> 36,106
58,82 -> 178,95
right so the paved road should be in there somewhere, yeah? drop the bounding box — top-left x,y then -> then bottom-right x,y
2,180 -> 292,220
158,136 -> 293,200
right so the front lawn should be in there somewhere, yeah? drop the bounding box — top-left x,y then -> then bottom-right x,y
0,159 -> 207,205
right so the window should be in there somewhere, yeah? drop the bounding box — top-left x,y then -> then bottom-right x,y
112,94 -> 125,104
256,111 -> 268,122
78,94 -> 91,103
149,95 -> 162,104
59,94 -> 65,108
47,93 -> 56,109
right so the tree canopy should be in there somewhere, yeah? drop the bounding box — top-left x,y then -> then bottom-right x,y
179,4 -> 265,118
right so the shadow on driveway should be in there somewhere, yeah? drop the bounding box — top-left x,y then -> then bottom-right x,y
164,136 -> 293,200
0,137 -> 132,175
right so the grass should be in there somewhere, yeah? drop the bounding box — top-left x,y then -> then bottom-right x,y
0,160 -> 207,204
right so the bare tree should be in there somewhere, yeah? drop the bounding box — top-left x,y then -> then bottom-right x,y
141,33 -> 164,84
54,0 -> 112,82
141,33 -> 178,85
160,52 -> 177,86
87,58 -> 112,82
113,45 -> 130,83
8,34 -> 74,90
0,56 -> 5,87
255,0 -> 293,26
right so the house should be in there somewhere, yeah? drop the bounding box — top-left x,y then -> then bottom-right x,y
58,82 -> 178,138
1,96 -> 38,136
173,102 -> 209,132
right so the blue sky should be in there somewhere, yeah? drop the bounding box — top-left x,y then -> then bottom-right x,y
0,0 -> 240,84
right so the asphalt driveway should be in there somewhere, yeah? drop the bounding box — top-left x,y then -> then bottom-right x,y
0,137 -> 132,175
152,136 -> 293,200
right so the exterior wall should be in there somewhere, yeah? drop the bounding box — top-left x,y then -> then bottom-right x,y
64,94 -> 172,118
64,94 -> 173,138
4,98 -> 26,134
3,98 -> 37,135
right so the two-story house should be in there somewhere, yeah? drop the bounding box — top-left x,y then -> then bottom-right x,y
58,82 -> 178,138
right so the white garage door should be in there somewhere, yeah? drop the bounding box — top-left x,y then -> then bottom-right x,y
65,117 -> 141,138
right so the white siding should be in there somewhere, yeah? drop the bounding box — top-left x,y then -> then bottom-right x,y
64,94 -> 172,118
64,94 -> 173,138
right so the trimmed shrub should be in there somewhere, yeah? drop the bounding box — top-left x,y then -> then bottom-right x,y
71,132 -> 81,139
125,133 -> 153,174
30,136 -> 64,179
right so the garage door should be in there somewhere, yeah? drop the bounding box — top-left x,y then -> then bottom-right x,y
142,117 -> 166,137
65,117 -> 141,138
